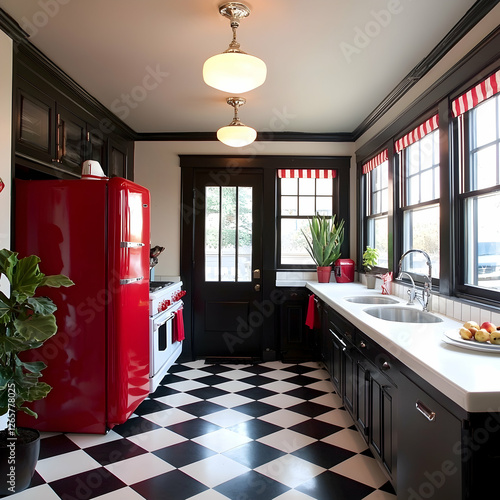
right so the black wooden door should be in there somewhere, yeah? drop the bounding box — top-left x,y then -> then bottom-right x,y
192,170 -> 263,359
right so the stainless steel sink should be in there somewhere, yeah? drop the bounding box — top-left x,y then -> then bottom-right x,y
363,306 -> 443,323
345,296 -> 399,305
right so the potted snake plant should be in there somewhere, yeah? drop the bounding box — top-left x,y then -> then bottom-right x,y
302,214 -> 345,283
0,249 -> 73,495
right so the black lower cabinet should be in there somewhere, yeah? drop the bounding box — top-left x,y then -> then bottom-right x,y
319,299 -> 500,499
279,288 -> 318,362
398,373 -> 462,500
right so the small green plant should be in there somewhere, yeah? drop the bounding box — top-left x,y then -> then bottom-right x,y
0,249 -> 74,420
362,246 -> 379,272
302,214 -> 345,267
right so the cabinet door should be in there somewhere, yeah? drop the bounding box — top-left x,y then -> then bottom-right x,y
16,80 -> 56,163
280,289 -> 315,362
56,106 -> 86,175
398,374 -> 462,499
370,368 -> 396,480
88,130 -> 107,171
328,326 -> 344,397
354,356 -> 370,439
108,139 -> 128,178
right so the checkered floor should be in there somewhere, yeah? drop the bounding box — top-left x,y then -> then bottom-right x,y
15,361 -> 397,500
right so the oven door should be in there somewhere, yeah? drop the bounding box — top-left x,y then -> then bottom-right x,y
149,301 -> 183,380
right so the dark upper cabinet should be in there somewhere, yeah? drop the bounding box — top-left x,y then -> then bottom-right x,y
13,47 -> 134,180
16,79 -> 56,165
108,138 -> 129,179
55,105 -> 86,176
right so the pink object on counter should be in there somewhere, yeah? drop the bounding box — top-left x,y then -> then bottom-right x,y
380,272 -> 393,295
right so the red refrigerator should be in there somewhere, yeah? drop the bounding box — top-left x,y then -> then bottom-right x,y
15,177 -> 151,434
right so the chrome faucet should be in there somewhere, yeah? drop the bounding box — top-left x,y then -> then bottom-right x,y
396,249 -> 432,311
397,271 -> 417,305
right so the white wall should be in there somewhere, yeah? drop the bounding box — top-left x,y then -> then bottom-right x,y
134,141 -> 356,278
0,30 -> 12,291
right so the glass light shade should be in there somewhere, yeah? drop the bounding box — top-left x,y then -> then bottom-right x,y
217,124 -> 257,147
203,52 -> 267,93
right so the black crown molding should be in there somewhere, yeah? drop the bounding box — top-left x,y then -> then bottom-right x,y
136,131 -> 354,142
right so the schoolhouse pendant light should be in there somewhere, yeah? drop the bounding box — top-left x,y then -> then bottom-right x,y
203,2 -> 267,93
217,97 -> 257,147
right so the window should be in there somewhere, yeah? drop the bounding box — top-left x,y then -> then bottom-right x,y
396,115 -> 440,279
278,169 -> 336,266
363,151 -> 389,268
455,72 -> 500,293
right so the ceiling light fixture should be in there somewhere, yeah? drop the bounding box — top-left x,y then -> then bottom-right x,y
203,2 -> 267,93
217,97 -> 257,147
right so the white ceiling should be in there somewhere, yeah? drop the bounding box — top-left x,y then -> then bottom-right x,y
0,0 -> 481,134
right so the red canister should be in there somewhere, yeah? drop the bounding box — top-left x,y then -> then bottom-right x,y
334,259 -> 355,283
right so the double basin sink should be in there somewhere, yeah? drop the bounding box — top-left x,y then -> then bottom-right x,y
345,296 -> 443,324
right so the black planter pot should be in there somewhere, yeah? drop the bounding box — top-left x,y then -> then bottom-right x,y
0,428 -> 40,496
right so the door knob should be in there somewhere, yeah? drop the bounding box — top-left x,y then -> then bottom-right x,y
254,284 -> 261,291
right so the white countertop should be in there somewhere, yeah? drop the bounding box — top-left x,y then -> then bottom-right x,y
306,281 -> 500,413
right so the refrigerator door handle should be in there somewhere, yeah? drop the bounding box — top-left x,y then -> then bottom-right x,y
120,276 -> 144,285
120,242 -> 145,248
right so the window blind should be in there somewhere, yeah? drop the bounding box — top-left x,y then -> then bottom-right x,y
277,169 -> 337,179
394,114 -> 439,153
362,149 -> 388,174
452,69 -> 500,118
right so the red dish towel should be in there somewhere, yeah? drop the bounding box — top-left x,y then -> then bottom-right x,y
173,308 -> 185,342
305,294 -> 320,329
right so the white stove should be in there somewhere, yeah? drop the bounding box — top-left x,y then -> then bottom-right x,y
148,281 -> 186,392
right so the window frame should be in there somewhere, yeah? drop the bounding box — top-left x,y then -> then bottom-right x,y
454,93 -> 500,303
275,157 -> 351,271
363,156 -> 390,272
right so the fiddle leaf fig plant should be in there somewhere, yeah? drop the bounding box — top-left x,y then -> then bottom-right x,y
0,249 -> 74,419
302,214 -> 345,267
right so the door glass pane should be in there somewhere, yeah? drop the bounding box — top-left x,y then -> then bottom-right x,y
221,187 -> 236,282
206,186 -> 253,282
61,118 -> 83,165
205,187 -> 220,281
20,96 -> 49,150
465,192 -> 500,290
238,187 -> 252,282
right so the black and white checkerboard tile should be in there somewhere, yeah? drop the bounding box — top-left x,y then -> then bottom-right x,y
13,361 -> 397,500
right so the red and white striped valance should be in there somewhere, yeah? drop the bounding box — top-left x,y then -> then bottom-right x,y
362,149 -> 388,175
277,169 -> 337,179
452,69 -> 500,118
394,114 -> 439,153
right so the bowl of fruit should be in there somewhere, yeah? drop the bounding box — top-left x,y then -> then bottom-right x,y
443,321 -> 500,352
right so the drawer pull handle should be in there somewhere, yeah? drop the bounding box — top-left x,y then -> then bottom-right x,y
416,400 -> 436,422
381,361 -> 390,370
329,328 -> 347,350
360,341 -> 366,349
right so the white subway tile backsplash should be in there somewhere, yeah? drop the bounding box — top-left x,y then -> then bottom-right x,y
480,309 -> 491,324
453,301 -> 462,321
470,306 -> 481,324
492,311 -> 500,326
446,299 -> 454,318
461,304 -> 471,322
